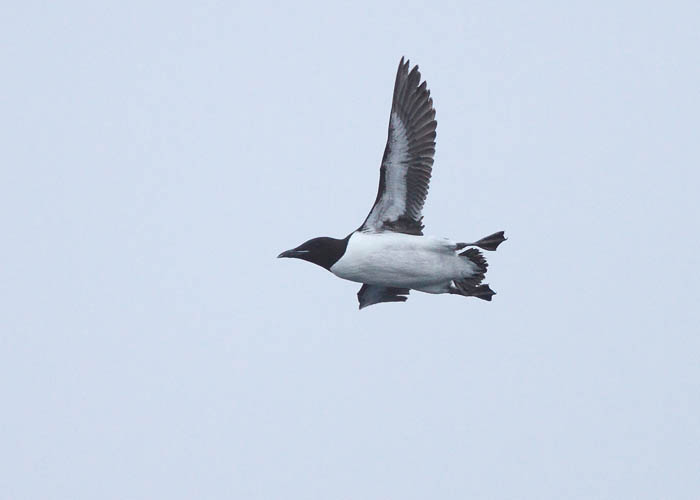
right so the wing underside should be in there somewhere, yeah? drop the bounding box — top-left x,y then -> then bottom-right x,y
360,58 -> 437,236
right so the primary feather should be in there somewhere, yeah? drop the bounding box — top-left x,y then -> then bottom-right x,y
361,57 -> 437,236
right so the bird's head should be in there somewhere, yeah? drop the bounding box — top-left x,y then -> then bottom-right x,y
277,236 -> 348,271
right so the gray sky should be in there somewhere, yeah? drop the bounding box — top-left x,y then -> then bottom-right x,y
2,1 -> 699,499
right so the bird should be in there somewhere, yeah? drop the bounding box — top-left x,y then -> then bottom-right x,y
278,57 -> 506,309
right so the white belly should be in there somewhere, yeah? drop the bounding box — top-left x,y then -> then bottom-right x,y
330,232 -> 474,289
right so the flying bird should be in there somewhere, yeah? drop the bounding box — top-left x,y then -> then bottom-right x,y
279,58 -> 506,309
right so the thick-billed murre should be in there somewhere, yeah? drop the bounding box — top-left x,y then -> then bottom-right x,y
278,58 -> 506,309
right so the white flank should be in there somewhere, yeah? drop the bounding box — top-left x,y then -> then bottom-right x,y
330,232 -> 479,293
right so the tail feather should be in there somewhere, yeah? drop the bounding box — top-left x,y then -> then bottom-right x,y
452,248 -> 496,301
459,247 -> 487,273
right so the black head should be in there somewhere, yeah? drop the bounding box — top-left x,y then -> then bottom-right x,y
277,236 -> 349,271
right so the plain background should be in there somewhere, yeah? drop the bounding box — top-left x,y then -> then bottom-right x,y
2,1 -> 699,499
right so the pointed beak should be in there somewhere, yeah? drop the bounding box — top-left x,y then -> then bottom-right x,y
277,249 -> 296,259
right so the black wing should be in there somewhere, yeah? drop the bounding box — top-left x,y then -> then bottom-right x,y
360,57 -> 437,236
357,284 -> 410,310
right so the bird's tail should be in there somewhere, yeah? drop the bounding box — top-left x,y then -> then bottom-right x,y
451,247 -> 496,301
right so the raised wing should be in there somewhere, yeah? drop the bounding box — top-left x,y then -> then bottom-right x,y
357,284 -> 410,310
360,58 -> 437,235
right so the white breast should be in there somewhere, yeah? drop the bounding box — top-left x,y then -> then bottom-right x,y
330,232 -> 474,288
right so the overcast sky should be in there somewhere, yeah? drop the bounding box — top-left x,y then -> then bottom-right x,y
2,1 -> 699,499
